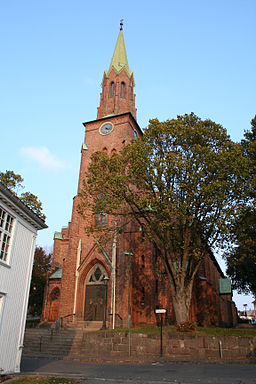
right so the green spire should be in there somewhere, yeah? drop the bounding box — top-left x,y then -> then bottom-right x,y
109,29 -> 130,73
103,25 -> 134,85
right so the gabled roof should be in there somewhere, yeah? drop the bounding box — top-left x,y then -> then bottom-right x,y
0,182 -> 47,230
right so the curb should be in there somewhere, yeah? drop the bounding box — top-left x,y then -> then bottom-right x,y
22,353 -> 255,365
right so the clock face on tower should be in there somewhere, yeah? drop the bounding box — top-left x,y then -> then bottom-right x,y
99,122 -> 113,135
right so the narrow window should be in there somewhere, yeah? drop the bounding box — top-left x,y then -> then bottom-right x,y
121,82 -> 125,98
155,279 -> 158,295
95,193 -> 108,228
103,147 -> 108,154
95,213 -> 108,228
141,254 -> 145,268
0,206 -> 14,262
110,82 -> 115,97
141,287 -> 145,304
111,148 -> 117,156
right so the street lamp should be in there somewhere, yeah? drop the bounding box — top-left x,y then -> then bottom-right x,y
102,276 -> 109,329
244,304 -> 248,317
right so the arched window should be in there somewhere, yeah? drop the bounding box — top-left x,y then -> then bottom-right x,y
50,287 -> 60,301
95,192 -> 108,228
121,82 -> 125,98
103,147 -> 108,154
111,148 -> 117,156
110,82 -> 115,97
87,264 -> 107,284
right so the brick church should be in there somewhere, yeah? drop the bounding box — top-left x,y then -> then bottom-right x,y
42,25 -> 237,328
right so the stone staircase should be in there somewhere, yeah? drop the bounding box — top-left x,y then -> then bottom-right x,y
23,328 -> 86,356
23,321 -> 103,356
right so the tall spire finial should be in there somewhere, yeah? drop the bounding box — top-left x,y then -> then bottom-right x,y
120,19 -> 123,30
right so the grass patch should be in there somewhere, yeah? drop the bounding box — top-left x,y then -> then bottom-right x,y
197,327 -> 256,337
99,325 -> 256,337
8,377 -> 78,384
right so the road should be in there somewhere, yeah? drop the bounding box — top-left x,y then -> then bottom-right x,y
21,357 -> 256,384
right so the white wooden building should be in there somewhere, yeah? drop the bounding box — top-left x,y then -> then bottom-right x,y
0,182 -> 47,375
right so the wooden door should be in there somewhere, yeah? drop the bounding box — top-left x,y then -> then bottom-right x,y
49,288 -> 60,322
49,297 -> 59,322
84,285 -> 106,321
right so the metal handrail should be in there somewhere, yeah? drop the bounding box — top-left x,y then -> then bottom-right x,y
39,316 -> 68,352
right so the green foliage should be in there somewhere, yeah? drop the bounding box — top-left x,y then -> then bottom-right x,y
9,377 -> 77,384
176,321 -> 197,332
0,170 -> 46,220
100,325 -> 256,337
28,247 -> 52,316
225,116 -> 256,298
0,170 -> 24,193
20,192 -> 46,220
225,207 -> 256,297
79,113 -> 248,324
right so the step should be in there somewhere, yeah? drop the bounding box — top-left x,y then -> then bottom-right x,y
65,320 -> 103,331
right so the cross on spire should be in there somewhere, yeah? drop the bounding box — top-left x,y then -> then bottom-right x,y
120,19 -> 123,30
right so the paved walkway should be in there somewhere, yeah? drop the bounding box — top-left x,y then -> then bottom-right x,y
18,356 -> 256,384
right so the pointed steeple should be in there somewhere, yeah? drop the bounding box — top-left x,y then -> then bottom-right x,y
104,24 -> 134,86
108,29 -> 130,75
97,24 -> 136,120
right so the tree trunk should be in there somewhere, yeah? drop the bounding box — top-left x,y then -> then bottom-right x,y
172,285 -> 193,324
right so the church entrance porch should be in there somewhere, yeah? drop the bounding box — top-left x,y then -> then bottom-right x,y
83,264 -> 108,322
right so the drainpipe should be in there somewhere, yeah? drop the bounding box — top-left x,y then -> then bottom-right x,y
111,225 -> 117,329
73,239 -> 81,317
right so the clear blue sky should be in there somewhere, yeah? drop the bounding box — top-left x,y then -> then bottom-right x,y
1,0 -> 255,310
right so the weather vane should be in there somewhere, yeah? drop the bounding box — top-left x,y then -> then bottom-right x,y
120,19 -> 124,30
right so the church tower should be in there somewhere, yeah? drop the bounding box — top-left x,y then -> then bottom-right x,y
76,23 -> 141,193
97,22 -> 136,119
43,23 -> 142,326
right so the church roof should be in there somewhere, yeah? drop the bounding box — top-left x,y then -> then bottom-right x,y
49,268 -> 62,279
103,28 -> 134,85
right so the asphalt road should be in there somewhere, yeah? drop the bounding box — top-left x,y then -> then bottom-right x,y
21,357 -> 256,384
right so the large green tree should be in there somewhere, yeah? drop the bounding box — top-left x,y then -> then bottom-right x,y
28,246 -> 52,316
78,113 -> 248,325
225,116 -> 256,298
0,170 -> 46,220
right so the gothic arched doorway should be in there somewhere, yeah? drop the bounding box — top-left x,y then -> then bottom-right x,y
49,287 -> 60,322
84,265 -> 108,321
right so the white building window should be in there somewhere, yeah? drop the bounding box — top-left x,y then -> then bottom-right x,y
0,206 -> 14,262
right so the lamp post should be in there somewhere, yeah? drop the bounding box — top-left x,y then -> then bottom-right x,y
244,303 -> 248,317
155,309 -> 166,357
102,275 -> 109,329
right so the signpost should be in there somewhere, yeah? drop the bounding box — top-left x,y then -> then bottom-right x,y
155,309 -> 166,357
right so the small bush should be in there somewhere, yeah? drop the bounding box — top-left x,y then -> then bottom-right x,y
176,321 -> 197,332
248,347 -> 256,359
